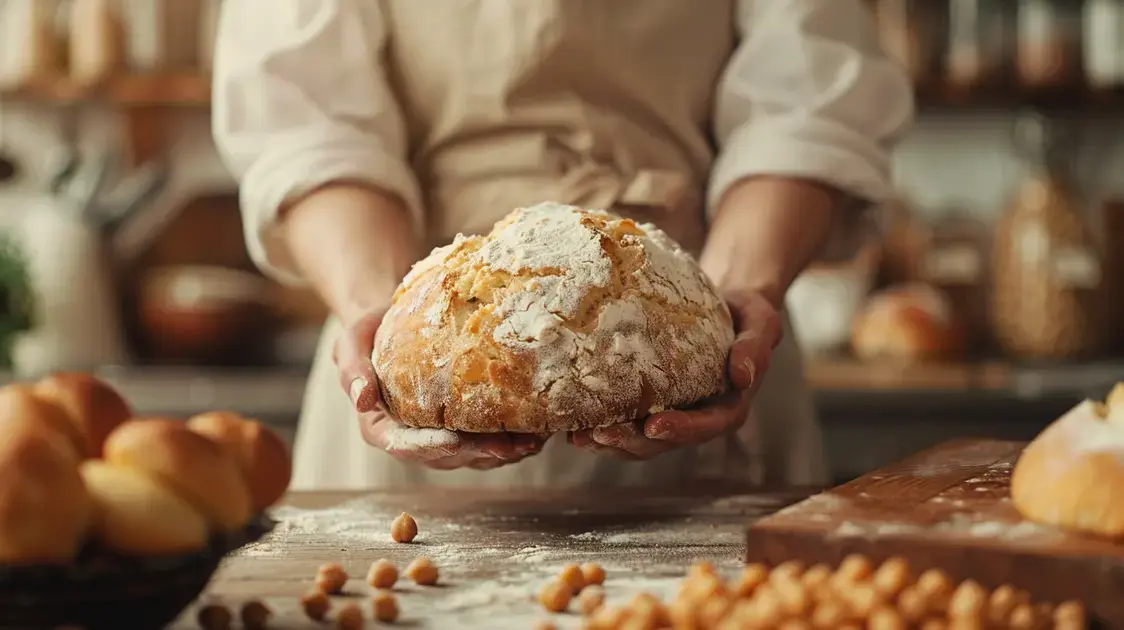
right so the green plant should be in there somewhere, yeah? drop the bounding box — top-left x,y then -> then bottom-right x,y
0,235 -> 35,367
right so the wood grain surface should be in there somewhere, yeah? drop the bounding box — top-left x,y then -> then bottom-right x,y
745,439 -> 1124,627
168,485 -> 809,629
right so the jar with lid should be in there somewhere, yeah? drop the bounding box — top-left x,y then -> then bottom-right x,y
1084,0 -> 1124,89
1016,0 -> 1085,90
945,0 -> 1014,94
991,114 -> 1108,360
872,0 -> 947,89
922,211 -> 992,352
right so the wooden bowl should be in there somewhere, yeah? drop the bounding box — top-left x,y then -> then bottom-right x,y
0,514 -> 275,630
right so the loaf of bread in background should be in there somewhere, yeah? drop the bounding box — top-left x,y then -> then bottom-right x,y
187,411 -> 292,510
104,419 -> 252,531
80,460 -> 209,555
1012,384 -> 1124,537
0,385 -> 87,457
374,203 -> 735,433
33,373 -> 133,458
851,283 -> 965,363
0,413 -> 90,564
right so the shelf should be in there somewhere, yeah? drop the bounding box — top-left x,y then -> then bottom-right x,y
0,73 -> 210,107
915,84 -> 1124,115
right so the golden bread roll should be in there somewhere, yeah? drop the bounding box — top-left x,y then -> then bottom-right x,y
0,384 -> 86,457
80,460 -> 209,555
1012,391 -> 1124,537
851,283 -> 964,363
104,418 -> 252,531
187,411 -> 292,510
374,203 -> 735,433
33,372 -> 133,458
0,413 -> 90,564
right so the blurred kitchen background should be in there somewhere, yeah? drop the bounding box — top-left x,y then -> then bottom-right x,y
1,0 -> 1123,484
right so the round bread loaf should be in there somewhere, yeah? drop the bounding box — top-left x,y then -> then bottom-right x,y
851,283 -> 964,363
187,411 -> 292,510
0,384 -> 86,457
80,460 -> 209,555
33,372 -> 133,458
0,413 -> 90,564
374,203 -> 735,433
1012,386 -> 1124,537
104,418 -> 252,531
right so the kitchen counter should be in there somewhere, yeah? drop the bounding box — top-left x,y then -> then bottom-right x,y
169,485 -> 814,629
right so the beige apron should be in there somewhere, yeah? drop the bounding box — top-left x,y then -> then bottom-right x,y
290,0 -> 828,490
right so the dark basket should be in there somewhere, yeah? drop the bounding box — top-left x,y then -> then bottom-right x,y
0,514 -> 275,630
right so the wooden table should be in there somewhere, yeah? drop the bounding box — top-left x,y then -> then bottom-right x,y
168,485 -> 810,629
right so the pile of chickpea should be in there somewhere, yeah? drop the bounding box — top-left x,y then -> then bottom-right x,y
537,555 -> 1088,630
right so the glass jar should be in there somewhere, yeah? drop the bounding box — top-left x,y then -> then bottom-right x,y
946,0 -> 1014,93
991,115 -> 1107,360
1016,0 -> 1085,89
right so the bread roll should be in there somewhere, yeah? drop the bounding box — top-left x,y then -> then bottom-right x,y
0,413 -> 90,564
187,411 -> 292,510
104,419 -> 252,531
1012,391 -> 1124,537
33,372 -> 133,458
374,203 -> 735,433
0,384 -> 86,457
80,460 -> 209,555
851,283 -> 964,363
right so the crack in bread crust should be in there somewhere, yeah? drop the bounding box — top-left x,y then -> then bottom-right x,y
374,203 -> 735,434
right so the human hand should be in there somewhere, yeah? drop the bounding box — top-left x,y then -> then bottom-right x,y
568,290 -> 782,459
335,308 -> 548,470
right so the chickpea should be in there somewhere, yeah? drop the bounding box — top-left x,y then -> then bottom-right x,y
801,564 -> 833,590
771,559 -> 805,582
872,557 -> 911,596
1008,603 -> 1039,629
335,602 -> 364,629
366,559 -> 398,589
836,554 -> 872,582
316,562 -> 350,594
196,603 -> 233,630
1054,600 -> 1087,627
539,580 -> 572,613
987,585 -> 1019,625
730,563 -> 768,597
581,562 -> 606,586
371,590 -> 399,623
578,585 -> 606,615
404,557 -> 439,586
773,576 -> 811,617
240,600 -> 272,630
868,605 -> 906,630
300,590 -> 331,621
810,600 -> 847,629
558,563 -> 586,593
896,586 -> 928,623
948,579 -> 987,619
390,512 -> 418,543
697,595 -> 732,627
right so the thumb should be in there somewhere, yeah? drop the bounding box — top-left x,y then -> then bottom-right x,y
337,311 -> 385,413
726,292 -> 782,390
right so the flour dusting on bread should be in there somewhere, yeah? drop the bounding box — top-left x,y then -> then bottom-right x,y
374,203 -> 735,433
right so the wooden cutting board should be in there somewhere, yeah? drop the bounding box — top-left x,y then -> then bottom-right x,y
745,439 -> 1124,627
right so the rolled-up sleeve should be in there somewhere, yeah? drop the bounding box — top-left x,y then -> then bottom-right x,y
211,0 -> 421,284
710,0 -> 915,229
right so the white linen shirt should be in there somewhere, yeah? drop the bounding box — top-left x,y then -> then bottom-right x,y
212,0 -> 915,284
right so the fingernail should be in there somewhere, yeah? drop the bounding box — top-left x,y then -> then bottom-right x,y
743,358 -> 756,387
645,424 -> 672,440
349,377 -> 366,408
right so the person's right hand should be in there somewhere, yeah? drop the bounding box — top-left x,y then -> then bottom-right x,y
334,307 -> 548,470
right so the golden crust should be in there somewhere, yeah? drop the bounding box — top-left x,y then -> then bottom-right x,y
373,204 -> 735,434
1011,398 -> 1124,537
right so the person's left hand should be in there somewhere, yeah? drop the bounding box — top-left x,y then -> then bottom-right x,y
568,289 -> 782,459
